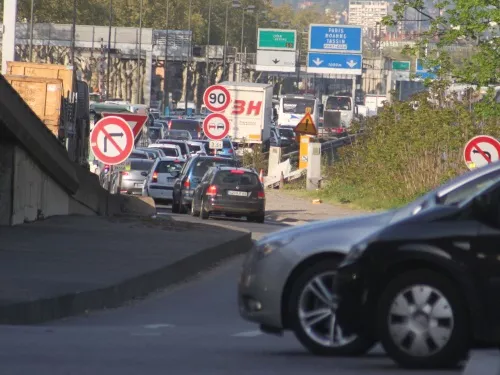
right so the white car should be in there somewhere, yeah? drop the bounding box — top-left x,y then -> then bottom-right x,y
187,141 -> 208,156
142,157 -> 186,203
148,143 -> 183,158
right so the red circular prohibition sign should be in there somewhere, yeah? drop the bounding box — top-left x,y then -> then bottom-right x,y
203,85 -> 231,113
203,113 -> 230,141
91,116 -> 134,165
463,135 -> 500,164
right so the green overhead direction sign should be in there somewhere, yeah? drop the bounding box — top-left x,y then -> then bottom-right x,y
392,61 -> 411,71
257,29 -> 297,51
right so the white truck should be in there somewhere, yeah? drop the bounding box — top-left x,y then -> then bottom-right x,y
219,82 -> 273,150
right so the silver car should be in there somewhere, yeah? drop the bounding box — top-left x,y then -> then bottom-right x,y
142,157 -> 185,203
238,161 -> 500,356
117,158 -> 155,195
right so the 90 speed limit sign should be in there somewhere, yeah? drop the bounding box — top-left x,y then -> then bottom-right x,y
203,84 -> 231,113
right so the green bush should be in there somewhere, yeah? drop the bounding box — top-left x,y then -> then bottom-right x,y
323,92 -> 500,210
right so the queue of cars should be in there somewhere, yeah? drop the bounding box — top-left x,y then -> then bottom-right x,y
238,160 -> 500,369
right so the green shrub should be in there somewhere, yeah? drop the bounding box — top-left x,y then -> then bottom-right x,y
323,92 -> 500,209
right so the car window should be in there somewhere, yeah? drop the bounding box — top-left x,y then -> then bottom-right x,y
157,147 -> 179,157
161,141 -> 188,155
201,168 -> 214,183
189,144 -> 202,153
214,171 -> 260,186
437,173 -> 500,206
129,160 -> 154,171
170,120 -> 199,131
223,140 -> 231,149
130,152 -> 148,159
155,160 -> 185,174
192,159 -> 239,177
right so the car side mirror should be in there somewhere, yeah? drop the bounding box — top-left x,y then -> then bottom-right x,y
141,171 -> 148,177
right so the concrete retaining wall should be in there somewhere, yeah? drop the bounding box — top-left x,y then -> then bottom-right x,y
11,146 -> 94,225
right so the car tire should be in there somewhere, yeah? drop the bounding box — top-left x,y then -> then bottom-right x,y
288,259 -> 376,356
200,199 -> 209,220
178,193 -> 187,214
377,269 -> 469,369
191,200 -> 200,216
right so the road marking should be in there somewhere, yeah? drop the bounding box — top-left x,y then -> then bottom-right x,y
232,330 -> 263,337
130,332 -> 162,336
143,324 -> 174,329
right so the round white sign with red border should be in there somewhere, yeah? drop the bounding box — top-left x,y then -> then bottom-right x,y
91,116 -> 134,165
203,84 -> 231,113
203,113 -> 230,141
463,135 -> 500,170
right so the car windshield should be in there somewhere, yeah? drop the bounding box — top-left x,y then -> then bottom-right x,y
278,128 -> 295,138
148,128 -> 162,140
214,171 -> 260,186
192,159 -> 238,177
128,160 -> 154,171
325,97 -> 352,111
437,174 -> 500,206
155,160 -> 185,174
282,98 -> 316,114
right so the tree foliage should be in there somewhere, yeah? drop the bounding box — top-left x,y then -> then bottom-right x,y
383,0 -> 499,86
4,0 -> 330,51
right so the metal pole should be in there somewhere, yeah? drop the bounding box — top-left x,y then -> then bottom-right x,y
239,10 -> 245,82
163,0 -> 170,114
222,2 -> 229,79
206,0 -> 212,87
184,0 -> 192,114
29,0 -> 35,62
106,0 -> 113,100
136,0 -> 144,104
70,0 -> 77,66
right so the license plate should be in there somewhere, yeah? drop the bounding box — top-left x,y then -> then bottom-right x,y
134,183 -> 143,188
228,190 -> 248,197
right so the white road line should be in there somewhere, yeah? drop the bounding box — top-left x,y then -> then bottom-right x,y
130,332 -> 162,336
231,330 -> 263,337
143,324 -> 174,329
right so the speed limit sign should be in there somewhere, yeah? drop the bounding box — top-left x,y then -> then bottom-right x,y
203,85 -> 231,113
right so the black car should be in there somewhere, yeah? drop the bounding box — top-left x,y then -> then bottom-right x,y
169,119 -> 201,139
334,176 -> 500,369
172,155 -> 240,213
190,166 -> 265,223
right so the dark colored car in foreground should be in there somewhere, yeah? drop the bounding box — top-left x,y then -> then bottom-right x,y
171,155 -> 240,213
238,161 -> 500,360
190,167 -> 265,222
334,176 -> 500,369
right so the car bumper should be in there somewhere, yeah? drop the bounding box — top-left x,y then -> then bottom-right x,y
333,262 -> 367,336
207,198 -> 265,215
145,185 -> 174,200
120,180 -> 145,195
238,244 -> 294,330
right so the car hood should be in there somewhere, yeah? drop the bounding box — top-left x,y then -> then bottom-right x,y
260,210 -> 397,255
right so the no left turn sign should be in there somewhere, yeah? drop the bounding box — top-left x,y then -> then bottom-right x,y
463,135 -> 500,170
203,84 -> 231,113
91,116 -> 134,165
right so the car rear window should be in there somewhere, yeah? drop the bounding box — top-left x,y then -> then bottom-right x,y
214,171 -> 260,186
129,160 -> 154,171
130,152 -> 148,159
192,158 -> 238,177
155,160 -> 185,174
165,130 -> 191,139
189,144 -> 202,153
222,140 -> 231,148
148,128 -> 162,139
170,120 -> 199,131
160,141 -> 188,155
155,147 -> 179,157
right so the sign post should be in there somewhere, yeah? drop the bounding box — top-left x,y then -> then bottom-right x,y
463,135 -> 500,170
90,116 -> 134,214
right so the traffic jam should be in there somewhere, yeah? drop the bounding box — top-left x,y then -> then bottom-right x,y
89,82 -> 500,370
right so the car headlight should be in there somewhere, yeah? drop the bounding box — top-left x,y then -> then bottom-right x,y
255,237 -> 294,259
343,241 -> 369,264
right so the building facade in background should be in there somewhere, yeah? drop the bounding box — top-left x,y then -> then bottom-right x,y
348,0 -> 388,33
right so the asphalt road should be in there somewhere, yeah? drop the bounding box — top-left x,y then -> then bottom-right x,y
0,205 -> 492,375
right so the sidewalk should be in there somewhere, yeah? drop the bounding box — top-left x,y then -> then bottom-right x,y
0,215 -> 252,324
264,190 -> 368,225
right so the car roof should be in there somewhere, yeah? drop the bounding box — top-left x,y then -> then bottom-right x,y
157,156 -> 186,162
158,139 -> 186,143
149,143 -> 180,148
126,158 -> 154,164
131,149 -> 148,154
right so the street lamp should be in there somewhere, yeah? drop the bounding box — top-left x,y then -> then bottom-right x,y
106,0 -> 113,100
29,0 -> 35,62
223,0 -> 241,80
184,0 -> 193,114
70,0 -> 77,67
206,0 -> 213,87
239,4 -> 255,82
163,0 -> 170,114
136,0 -> 144,104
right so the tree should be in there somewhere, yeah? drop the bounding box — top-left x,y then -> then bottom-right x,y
383,0 -> 499,87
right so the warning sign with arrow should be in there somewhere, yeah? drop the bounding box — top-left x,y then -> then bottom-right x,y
293,112 -> 317,136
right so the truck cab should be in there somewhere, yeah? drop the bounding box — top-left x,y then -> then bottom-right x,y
277,94 -> 319,129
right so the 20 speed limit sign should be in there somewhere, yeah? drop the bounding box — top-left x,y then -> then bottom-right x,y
203,84 -> 231,113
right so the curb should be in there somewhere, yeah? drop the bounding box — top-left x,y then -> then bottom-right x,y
0,231 -> 253,325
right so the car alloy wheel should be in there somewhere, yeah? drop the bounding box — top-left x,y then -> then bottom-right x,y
288,259 -> 376,356
378,269 -> 469,369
